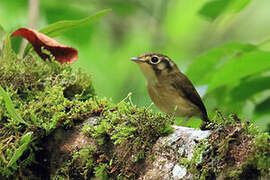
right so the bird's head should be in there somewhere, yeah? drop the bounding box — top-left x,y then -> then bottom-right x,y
131,52 -> 178,82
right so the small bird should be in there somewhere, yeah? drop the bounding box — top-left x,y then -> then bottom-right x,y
131,53 -> 209,129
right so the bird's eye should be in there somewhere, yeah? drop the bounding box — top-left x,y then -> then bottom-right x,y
150,57 -> 159,64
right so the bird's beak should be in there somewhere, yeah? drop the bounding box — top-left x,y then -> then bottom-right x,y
131,57 -> 144,63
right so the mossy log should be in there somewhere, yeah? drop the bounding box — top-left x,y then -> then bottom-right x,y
28,119 -> 270,180
0,47 -> 269,179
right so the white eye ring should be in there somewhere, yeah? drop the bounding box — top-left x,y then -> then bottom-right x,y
150,56 -> 160,64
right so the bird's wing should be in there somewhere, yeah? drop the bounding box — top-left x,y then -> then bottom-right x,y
169,72 -> 208,121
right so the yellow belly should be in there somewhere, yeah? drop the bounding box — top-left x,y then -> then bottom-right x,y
147,83 -> 200,118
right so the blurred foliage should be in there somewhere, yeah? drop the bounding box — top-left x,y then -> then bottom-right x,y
199,0 -> 252,21
39,9 -> 111,37
1,0 -> 270,131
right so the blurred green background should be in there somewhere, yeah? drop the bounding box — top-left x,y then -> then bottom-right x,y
1,0 -> 270,131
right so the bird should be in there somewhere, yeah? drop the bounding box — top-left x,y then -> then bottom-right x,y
131,52 -> 209,130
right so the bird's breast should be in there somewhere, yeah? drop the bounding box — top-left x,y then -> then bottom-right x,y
147,82 -> 200,117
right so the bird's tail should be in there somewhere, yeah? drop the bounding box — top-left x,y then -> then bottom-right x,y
202,113 -> 210,122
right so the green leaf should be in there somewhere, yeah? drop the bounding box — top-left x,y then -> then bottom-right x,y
20,131 -> 33,144
0,85 -> 28,125
199,0 -> 252,21
255,97 -> 270,115
230,77 -> 270,102
199,0 -> 233,20
39,9 -> 111,37
227,0 -> 252,13
24,9 -> 111,55
186,42 -> 256,85
253,97 -> 270,131
6,132 -> 33,168
208,50 -> 270,92
254,114 -> 270,132
101,2 -> 136,15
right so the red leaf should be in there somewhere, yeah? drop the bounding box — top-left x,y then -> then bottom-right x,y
11,28 -> 78,64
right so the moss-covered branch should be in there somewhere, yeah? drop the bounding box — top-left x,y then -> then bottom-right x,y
0,39 -> 269,179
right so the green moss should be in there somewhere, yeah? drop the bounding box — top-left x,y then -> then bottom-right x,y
181,113 -> 270,179
248,133 -> 270,174
94,163 -> 109,180
79,98 -> 174,179
52,98 -> 173,179
0,35 -> 95,177
54,146 -> 96,179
